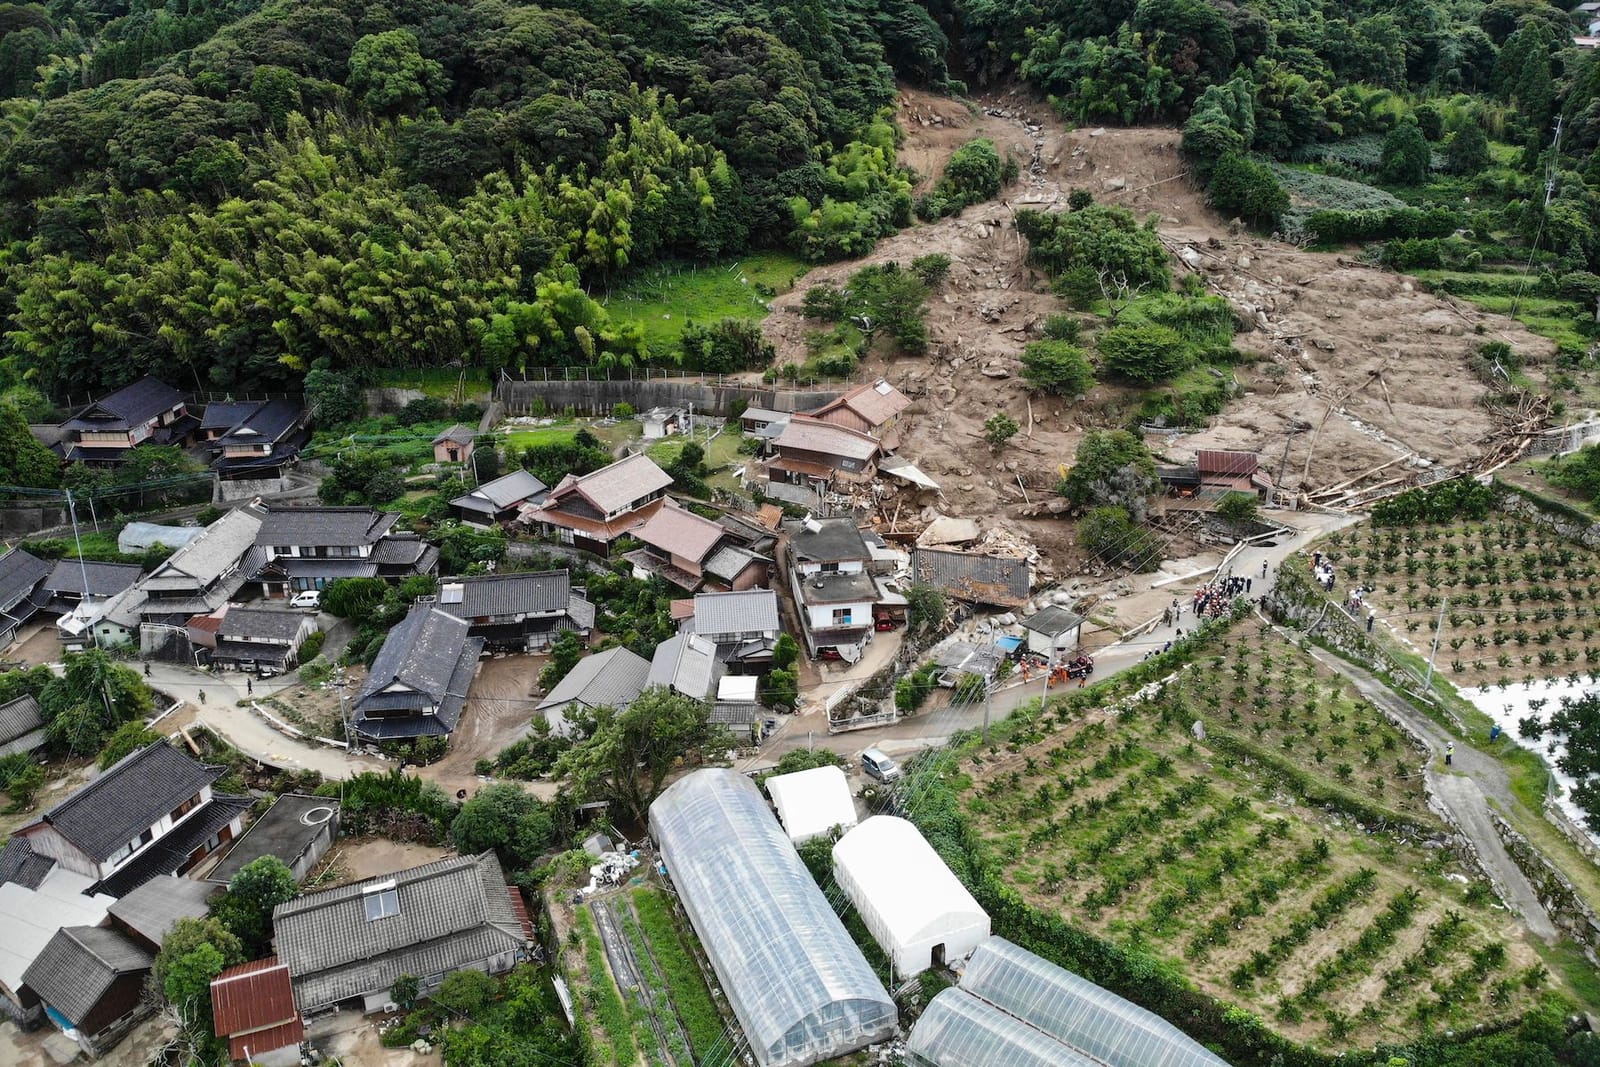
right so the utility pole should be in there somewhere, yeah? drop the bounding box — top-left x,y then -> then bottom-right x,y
1423,595 -> 1449,695
65,490 -> 98,651
981,677 -> 993,744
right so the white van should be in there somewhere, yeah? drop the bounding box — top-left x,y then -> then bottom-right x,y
861,747 -> 902,784
290,589 -> 321,610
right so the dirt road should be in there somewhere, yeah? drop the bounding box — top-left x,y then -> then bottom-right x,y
1301,646 -> 1560,943
417,654 -> 545,797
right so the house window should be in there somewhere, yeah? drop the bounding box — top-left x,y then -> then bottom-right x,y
831,608 -> 854,625
819,562 -> 839,574
363,882 -> 401,921
107,827 -> 155,867
169,793 -> 202,822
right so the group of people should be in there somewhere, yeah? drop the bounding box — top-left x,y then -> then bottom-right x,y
1311,551 -> 1337,592
1184,573 -> 1253,622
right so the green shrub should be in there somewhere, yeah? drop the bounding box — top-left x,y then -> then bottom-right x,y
1098,323 -> 1192,383
1022,340 -> 1096,396
298,630 -> 325,663
1206,153 -> 1288,229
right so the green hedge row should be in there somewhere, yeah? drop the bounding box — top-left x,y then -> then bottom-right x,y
1304,205 -> 1459,244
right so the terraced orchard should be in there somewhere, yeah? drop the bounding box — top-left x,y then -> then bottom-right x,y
961,625 -> 1550,1049
1325,511 -> 1600,688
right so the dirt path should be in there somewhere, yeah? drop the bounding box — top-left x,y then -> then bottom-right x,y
1301,645 -> 1560,943
417,654 -> 546,798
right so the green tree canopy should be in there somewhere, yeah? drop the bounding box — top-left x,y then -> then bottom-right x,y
1058,430 -> 1160,516
553,686 -> 729,825
348,30 -> 445,115
213,856 -> 298,957
1021,340 -> 1096,397
1379,118 -> 1430,185
449,783 -> 556,869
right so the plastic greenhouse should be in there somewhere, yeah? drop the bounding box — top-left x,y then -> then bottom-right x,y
906,988 -> 1103,1067
648,769 -> 897,1067
831,816 -> 990,979
765,764 -> 858,844
959,937 -> 1230,1067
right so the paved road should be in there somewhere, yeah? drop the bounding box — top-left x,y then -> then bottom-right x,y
750,511 -> 1355,769
146,660 -> 378,779
1300,644 -> 1559,942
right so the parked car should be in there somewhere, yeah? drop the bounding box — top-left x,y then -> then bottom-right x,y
290,590 -> 321,610
872,608 -> 897,632
861,747 -> 902,784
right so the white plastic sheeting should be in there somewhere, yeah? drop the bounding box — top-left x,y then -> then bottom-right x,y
958,937 -> 1230,1067
906,988 -> 1102,1067
649,769 -> 896,1067
831,816 -> 990,979
765,765 -> 858,844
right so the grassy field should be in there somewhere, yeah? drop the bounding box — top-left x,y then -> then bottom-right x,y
304,417 -> 464,471
500,417 -> 640,458
626,888 -> 727,1063
955,622 -> 1559,1050
371,366 -> 494,402
644,429 -> 746,491
603,252 -> 809,355
1408,270 -> 1592,352
1324,515 -> 1600,687
571,907 -> 636,1067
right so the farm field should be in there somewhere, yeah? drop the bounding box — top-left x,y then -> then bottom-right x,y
956,621 -> 1555,1050
603,252 -> 808,355
644,430 -> 746,492
1324,512 -> 1600,688
500,417 -> 641,458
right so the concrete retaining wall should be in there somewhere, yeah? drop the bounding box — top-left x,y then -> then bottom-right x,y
497,378 -> 843,418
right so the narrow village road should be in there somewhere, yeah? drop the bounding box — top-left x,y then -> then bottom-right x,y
1300,646 -> 1560,942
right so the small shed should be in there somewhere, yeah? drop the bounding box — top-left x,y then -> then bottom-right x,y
832,816 -> 990,979
1018,606 -> 1085,657
432,425 -> 476,464
210,957 -> 304,1067
765,765 -> 858,845
641,407 -> 686,440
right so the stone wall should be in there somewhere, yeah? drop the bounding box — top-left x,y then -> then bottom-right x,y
1494,481 -> 1600,550
497,378 -> 842,418
1492,813 -> 1600,963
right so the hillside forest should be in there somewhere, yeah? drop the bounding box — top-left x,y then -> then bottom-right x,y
1,0 -> 1600,422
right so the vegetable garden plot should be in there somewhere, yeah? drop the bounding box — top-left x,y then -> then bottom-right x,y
959,626 -> 1548,1049
1325,515 -> 1600,688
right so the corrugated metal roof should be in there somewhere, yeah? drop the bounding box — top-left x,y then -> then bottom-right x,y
452,469 -> 548,512
211,957 -> 300,1039
1020,606 -> 1084,637
648,633 -> 722,701
912,548 -> 1030,608
0,694 -> 43,747
108,876 -> 214,945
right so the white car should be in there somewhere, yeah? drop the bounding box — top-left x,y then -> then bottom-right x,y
289,590 -> 321,610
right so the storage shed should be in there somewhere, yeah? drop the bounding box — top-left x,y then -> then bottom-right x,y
831,816 -> 989,979
765,765 -> 858,845
649,769 -> 896,1067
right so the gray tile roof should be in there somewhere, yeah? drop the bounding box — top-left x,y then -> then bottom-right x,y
451,470 -> 548,512
567,595 -> 595,631
107,876 -> 216,945
218,608 -> 309,643
1020,605 -> 1085,636
215,399 -> 302,446
0,548 -> 50,612
0,836 -> 54,889
23,926 -> 153,1026
354,605 -> 482,738
144,507 -> 263,587
256,506 -> 396,548
0,694 -> 44,747
61,377 -> 183,431
689,590 -> 780,636
433,424 -> 476,445
786,519 -> 871,564
94,793 -> 253,898
200,401 -> 259,432
647,634 -> 722,701
912,548 -> 1031,608
703,545 -> 767,584
42,560 -> 142,598
436,571 -> 569,618
272,852 -> 523,1012
39,741 -> 222,863
536,646 -> 651,714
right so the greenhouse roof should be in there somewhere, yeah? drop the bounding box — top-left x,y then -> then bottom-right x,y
765,765 -> 858,844
649,769 -> 896,1067
906,988 -> 1102,1067
960,937 -> 1230,1067
831,816 -> 987,955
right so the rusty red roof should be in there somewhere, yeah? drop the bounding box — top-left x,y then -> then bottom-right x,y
507,887 -> 534,939
212,957 -> 300,1042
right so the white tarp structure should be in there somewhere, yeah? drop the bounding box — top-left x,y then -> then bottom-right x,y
765,765 -> 858,844
649,769 -> 896,1067
831,816 -> 989,979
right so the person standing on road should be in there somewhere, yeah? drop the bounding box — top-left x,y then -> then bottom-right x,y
246,677 -> 253,695
198,689 -> 206,704
143,661 -> 151,677
1261,560 -> 1268,579
1445,742 -> 1454,766
1367,608 -> 1376,633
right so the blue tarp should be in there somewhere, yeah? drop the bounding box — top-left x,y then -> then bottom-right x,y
994,636 -> 1023,653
